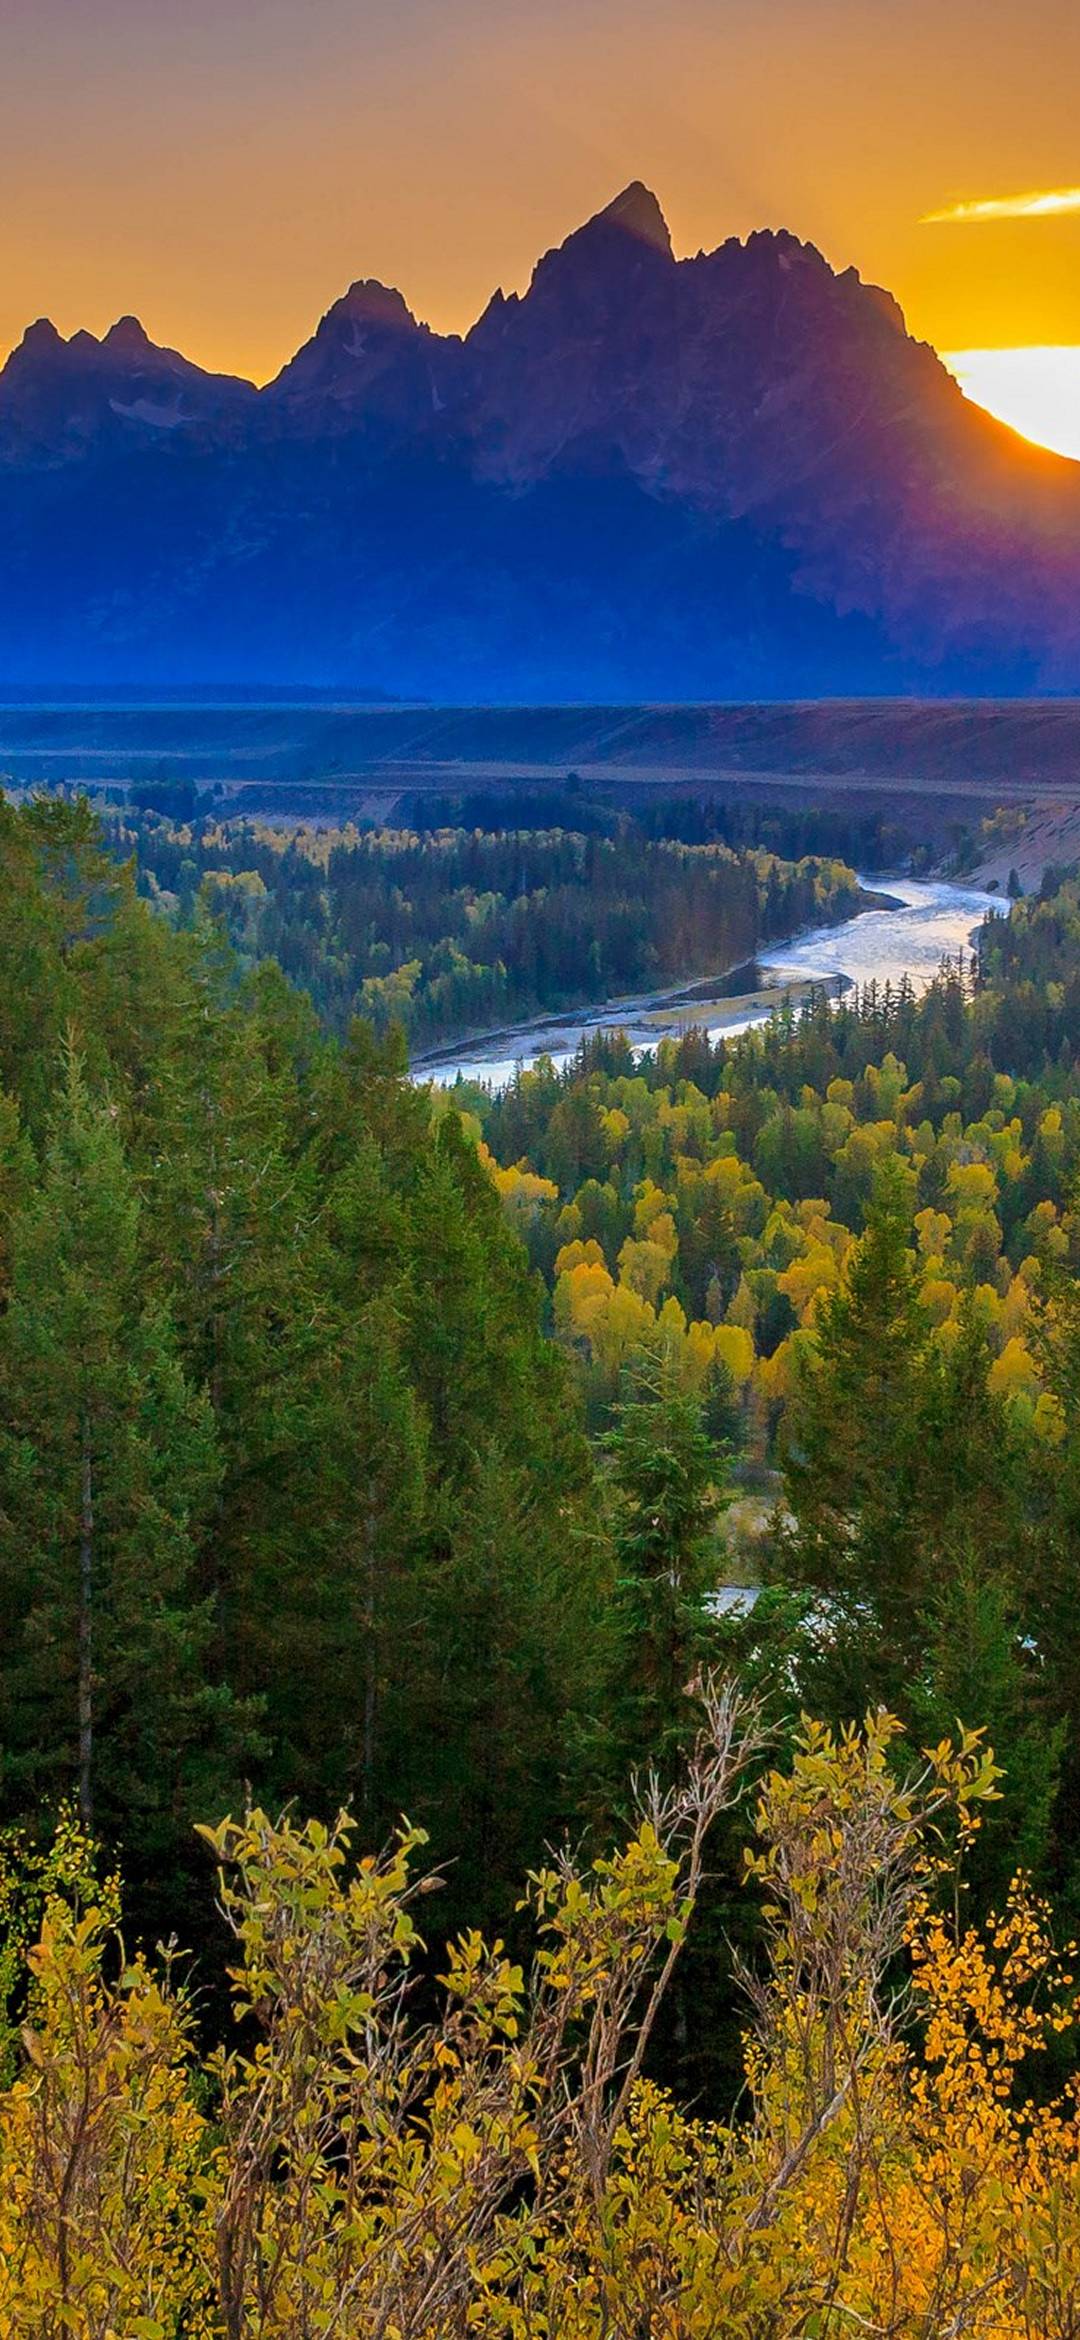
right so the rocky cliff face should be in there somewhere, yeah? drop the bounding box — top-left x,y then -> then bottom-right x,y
2,183 -> 1079,695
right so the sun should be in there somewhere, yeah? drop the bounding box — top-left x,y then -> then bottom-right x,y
942,347 -> 1080,463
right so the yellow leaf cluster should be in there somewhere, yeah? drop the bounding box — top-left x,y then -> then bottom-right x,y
4,1714 -> 1079,2335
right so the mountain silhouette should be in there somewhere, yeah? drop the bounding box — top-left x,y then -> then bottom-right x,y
2,183 -> 1079,696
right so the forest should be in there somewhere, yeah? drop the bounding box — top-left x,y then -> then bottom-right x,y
475,878 -> 1080,1435
119,805 -> 862,1050
0,795 -> 1079,2333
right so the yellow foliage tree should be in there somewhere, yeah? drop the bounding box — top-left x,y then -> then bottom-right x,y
7,1703 -> 1073,2338
988,1332 -> 1042,1404
481,1148 -> 560,1233
617,1233 -> 674,1307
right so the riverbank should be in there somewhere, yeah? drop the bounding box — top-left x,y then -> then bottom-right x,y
410,885 -> 892,1080
415,877 -> 999,1092
411,958 -> 766,1077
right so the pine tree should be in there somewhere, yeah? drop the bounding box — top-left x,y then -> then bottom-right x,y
388,1117 -> 605,1932
603,1351 -> 729,1784
398,1439 -> 601,1934
916,1300 -> 1030,1579
0,797 -> 126,1136
776,1225 -> 1048,1897
1029,1259 -> 1080,1905
775,1161 -> 930,1701
0,1044 -> 249,1926
225,1266 -> 429,1828
911,1556 -> 1063,1902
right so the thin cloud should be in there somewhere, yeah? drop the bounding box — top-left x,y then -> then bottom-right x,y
922,186 -> 1080,226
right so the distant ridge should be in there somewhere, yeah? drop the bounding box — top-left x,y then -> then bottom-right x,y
2,184 -> 1080,696
5,696 -> 1080,801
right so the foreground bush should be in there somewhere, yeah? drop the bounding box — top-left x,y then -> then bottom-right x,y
1,1691 -> 1078,2338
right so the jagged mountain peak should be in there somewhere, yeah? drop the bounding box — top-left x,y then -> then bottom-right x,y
518,175 -> 677,315
13,318 -> 65,363
331,279 -> 420,333
0,306 -> 253,465
594,179 -> 673,255
268,277 -> 426,391
3,311 -> 251,388
8,315 -> 163,376
102,314 -> 155,354
266,272 -> 451,425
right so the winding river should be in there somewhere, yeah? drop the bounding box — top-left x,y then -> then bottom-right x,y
414,876 -> 1002,1093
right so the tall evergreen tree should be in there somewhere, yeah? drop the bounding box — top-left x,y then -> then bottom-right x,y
911,1556 -> 1063,1902
602,1351 -> 729,1786
593,1353 -> 759,2112
398,1439 -> 602,1933
775,1203 -> 1050,1897
0,797 -> 126,1136
775,1161 -> 930,1702
0,1045 -> 249,1926
1029,1258 -> 1080,1905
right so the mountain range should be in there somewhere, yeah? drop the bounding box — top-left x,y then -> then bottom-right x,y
4,181 -> 1080,699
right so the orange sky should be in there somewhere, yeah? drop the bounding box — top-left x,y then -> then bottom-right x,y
4,0 -> 1080,383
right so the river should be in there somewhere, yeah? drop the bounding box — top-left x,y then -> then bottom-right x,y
413,876 -> 1002,1092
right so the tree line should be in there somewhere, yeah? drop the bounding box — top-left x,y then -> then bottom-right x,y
119,807 -> 861,1050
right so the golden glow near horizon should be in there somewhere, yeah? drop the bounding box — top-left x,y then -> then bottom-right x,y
924,175 -> 1080,460
944,348 -> 1080,463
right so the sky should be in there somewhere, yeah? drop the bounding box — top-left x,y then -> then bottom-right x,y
4,0 -> 1080,451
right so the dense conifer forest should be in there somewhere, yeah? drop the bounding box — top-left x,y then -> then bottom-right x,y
121,807 -> 862,1049
1,794 -> 1079,2333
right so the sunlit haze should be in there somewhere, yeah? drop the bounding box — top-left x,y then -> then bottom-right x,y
945,348 -> 1080,464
